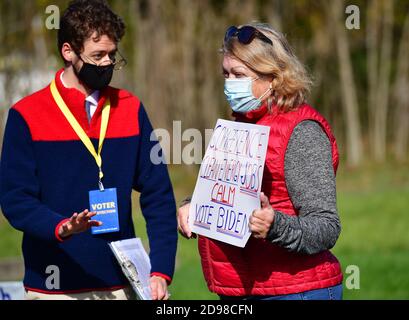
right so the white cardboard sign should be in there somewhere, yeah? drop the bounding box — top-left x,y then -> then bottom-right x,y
188,119 -> 270,247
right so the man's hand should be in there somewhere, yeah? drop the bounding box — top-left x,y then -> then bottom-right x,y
58,209 -> 102,239
150,276 -> 169,300
249,192 -> 275,239
177,203 -> 196,239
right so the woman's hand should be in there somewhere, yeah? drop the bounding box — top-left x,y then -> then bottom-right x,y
177,203 -> 197,239
58,209 -> 102,239
150,276 -> 169,300
249,192 -> 275,239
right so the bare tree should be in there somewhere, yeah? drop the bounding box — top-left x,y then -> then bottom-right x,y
130,0 -> 172,130
267,0 -> 283,32
367,0 -> 380,157
196,1 -> 225,128
368,0 -> 394,162
392,10 -> 409,162
178,0 -> 198,128
327,0 -> 363,167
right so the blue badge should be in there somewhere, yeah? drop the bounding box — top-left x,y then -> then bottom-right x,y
89,188 -> 120,234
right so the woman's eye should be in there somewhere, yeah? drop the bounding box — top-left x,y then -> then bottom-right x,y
235,73 -> 245,78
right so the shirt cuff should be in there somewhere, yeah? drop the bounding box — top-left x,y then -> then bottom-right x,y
151,272 -> 172,285
55,218 -> 72,242
266,211 -> 285,241
179,196 -> 192,208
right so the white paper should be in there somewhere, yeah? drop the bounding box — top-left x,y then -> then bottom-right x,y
109,238 -> 152,300
188,119 -> 270,247
0,282 -> 25,300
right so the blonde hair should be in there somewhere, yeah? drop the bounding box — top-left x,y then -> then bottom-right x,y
222,22 -> 313,112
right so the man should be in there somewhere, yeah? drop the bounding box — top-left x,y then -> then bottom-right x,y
0,0 -> 177,300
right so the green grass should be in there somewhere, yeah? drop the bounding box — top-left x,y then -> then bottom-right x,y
0,217 -> 22,258
0,162 -> 408,299
333,162 -> 409,299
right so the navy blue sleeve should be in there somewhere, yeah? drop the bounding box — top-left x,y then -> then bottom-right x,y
0,109 -> 67,242
133,104 -> 177,281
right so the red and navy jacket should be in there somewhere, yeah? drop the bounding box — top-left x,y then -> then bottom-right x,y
0,69 -> 177,294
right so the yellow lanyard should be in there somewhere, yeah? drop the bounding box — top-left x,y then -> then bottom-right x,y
50,79 -> 110,191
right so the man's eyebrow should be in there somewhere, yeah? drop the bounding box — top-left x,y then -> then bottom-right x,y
89,50 -> 105,55
89,49 -> 117,55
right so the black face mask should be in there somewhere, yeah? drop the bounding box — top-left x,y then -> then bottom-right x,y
76,62 -> 114,91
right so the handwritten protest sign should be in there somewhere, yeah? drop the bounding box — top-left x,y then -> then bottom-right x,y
188,119 -> 270,247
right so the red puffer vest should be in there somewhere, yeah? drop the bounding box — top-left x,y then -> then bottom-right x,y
198,103 -> 343,296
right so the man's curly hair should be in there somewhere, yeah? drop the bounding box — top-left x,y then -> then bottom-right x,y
58,0 -> 126,61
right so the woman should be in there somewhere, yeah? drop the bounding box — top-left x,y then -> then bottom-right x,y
178,22 -> 343,300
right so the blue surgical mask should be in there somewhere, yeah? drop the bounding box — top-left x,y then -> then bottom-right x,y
224,77 -> 271,113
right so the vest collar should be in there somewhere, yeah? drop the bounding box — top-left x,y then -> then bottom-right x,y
232,103 -> 282,123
